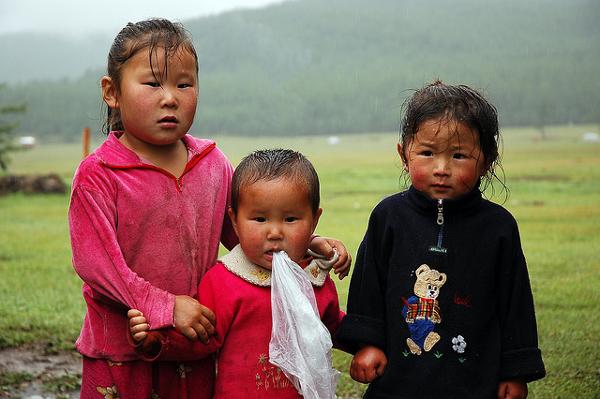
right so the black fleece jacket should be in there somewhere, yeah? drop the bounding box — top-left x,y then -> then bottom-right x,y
337,186 -> 545,399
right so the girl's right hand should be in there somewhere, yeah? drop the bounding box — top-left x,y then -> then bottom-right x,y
174,295 -> 216,343
350,345 -> 388,383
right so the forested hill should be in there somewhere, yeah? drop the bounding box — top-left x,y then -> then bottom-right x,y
1,0 -> 598,140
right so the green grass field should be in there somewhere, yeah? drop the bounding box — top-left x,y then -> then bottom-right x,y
1,125 -> 599,397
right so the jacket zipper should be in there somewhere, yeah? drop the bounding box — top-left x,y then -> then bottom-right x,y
430,199 -> 447,254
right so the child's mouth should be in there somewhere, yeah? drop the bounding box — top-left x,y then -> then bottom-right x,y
432,184 -> 451,190
158,116 -> 178,127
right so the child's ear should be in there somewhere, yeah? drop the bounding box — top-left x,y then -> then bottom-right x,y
397,143 -> 408,170
311,208 -> 323,232
227,207 -> 239,236
101,76 -> 119,109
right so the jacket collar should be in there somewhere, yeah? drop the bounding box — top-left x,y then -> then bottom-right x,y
95,131 -> 215,168
218,244 -> 334,287
404,185 -> 483,215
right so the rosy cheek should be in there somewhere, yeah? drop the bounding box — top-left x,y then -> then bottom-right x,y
409,169 -> 429,188
458,169 -> 479,187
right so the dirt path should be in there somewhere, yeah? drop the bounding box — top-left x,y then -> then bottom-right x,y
0,346 -> 81,398
0,346 -> 361,398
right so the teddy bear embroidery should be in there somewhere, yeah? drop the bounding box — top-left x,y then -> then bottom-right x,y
401,264 -> 447,355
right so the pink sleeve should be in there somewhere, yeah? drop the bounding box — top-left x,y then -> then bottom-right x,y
69,185 -> 175,329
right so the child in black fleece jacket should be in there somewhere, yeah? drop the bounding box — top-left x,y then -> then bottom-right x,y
337,81 -> 545,399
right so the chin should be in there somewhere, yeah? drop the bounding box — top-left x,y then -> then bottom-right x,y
429,191 -> 454,200
255,257 -> 272,270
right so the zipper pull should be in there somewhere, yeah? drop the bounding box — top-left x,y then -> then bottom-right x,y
429,198 -> 448,254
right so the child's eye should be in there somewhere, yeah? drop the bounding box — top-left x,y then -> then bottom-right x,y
453,153 -> 467,159
178,83 -> 193,89
253,217 -> 266,222
285,217 -> 298,223
144,82 -> 160,88
419,150 -> 433,156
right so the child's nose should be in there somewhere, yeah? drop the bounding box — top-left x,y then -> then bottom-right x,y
160,88 -> 178,107
433,157 -> 450,176
266,224 -> 283,240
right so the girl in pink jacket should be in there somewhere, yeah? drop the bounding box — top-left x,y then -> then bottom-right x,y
69,19 -> 350,399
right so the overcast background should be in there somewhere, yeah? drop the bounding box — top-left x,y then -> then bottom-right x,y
0,0 -> 597,138
0,0 -> 284,36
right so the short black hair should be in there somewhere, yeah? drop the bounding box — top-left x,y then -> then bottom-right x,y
400,80 -> 504,193
231,149 -> 320,214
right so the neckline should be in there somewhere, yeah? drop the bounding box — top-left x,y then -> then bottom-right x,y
405,185 -> 483,214
218,244 -> 334,287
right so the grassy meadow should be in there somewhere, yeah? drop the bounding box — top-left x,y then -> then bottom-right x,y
1,125 -> 599,397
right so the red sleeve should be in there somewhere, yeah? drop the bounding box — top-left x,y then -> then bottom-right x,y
135,329 -> 220,362
135,266 -> 233,361
316,276 -> 346,350
198,265 -> 236,344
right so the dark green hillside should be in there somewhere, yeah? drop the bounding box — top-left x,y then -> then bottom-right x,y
0,32 -> 109,84
0,0 -> 598,140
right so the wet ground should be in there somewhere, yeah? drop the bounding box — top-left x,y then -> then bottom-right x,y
0,346 -> 81,398
0,346 -> 361,398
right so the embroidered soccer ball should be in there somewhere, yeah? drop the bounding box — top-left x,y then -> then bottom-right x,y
401,264 -> 447,355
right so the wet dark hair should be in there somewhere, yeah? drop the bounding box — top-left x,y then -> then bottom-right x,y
103,18 -> 198,134
400,80 -> 506,196
231,149 -> 320,215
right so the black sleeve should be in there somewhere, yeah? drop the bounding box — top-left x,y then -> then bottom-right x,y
336,206 -> 389,352
498,220 -> 546,382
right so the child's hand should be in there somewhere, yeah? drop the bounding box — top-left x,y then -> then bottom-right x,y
497,380 -> 528,399
309,236 -> 352,279
127,309 -> 149,343
127,309 -> 163,357
350,345 -> 388,383
174,295 -> 216,343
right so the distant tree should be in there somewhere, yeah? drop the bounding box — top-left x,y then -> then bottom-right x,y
0,85 -> 26,171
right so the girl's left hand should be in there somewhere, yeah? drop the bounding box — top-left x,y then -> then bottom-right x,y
497,380 -> 528,399
309,236 -> 352,279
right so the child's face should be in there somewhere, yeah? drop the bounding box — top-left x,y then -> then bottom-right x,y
228,177 -> 322,270
399,118 -> 486,200
102,46 -> 198,148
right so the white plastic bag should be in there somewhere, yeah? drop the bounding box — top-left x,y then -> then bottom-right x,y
269,251 -> 339,399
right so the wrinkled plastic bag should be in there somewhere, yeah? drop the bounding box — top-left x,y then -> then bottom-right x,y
269,251 -> 340,399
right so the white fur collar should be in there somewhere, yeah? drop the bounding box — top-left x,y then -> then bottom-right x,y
218,244 -> 335,287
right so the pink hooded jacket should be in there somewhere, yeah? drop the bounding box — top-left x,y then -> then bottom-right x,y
69,132 -> 237,361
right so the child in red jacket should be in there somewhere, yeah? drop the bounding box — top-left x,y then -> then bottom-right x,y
128,149 -> 346,398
